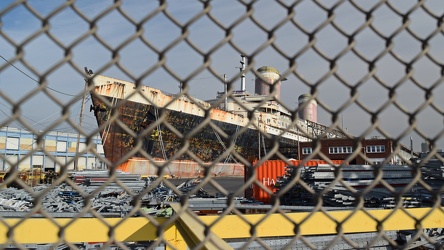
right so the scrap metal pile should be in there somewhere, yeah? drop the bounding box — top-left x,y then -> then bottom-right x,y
0,170 -> 217,217
276,164 -> 441,208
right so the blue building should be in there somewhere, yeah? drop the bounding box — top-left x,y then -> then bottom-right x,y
0,127 -> 106,172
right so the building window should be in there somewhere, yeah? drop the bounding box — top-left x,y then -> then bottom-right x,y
6,137 -> 19,150
366,145 -> 385,153
56,141 -> 67,152
302,147 -> 312,155
329,146 -> 353,154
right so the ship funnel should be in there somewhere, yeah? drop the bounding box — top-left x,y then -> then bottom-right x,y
255,66 -> 285,100
298,94 -> 318,123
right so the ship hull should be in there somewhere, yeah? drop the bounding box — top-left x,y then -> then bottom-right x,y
91,96 -> 299,166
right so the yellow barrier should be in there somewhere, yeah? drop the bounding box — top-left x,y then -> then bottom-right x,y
0,206 -> 442,249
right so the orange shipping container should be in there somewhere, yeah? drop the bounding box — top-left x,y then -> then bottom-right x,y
247,159 -> 343,204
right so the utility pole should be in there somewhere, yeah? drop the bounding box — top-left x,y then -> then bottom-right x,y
74,79 -> 87,171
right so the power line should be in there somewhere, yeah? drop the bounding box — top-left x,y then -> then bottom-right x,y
0,107 -> 27,131
0,101 -> 40,127
0,54 -> 77,97
0,93 -> 88,129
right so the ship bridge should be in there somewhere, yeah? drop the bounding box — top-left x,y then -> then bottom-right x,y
209,93 -> 347,142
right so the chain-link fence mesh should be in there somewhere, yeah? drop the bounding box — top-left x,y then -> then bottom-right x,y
0,0 -> 443,249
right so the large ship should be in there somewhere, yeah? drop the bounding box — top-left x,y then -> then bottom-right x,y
88,56 -> 347,172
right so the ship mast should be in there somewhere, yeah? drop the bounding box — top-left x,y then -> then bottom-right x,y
240,55 -> 246,93
224,74 -> 227,110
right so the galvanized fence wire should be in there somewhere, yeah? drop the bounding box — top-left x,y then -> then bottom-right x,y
0,0 -> 443,249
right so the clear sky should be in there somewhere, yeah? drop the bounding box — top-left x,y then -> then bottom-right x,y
0,0 -> 443,152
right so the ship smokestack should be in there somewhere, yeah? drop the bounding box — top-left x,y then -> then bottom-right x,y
255,66 -> 285,100
298,94 -> 318,123
240,55 -> 246,92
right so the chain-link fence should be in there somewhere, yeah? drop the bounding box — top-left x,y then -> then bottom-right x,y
0,0 -> 443,249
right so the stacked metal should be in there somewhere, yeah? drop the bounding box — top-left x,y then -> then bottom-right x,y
0,171 -> 146,215
275,164 -> 432,208
70,170 -> 145,188
0,172 -> 227,217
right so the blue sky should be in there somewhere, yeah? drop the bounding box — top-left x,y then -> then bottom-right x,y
0,0 -> 443,151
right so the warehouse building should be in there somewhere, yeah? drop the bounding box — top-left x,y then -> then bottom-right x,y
0,127 -> 105,172
298,137 -> 417,165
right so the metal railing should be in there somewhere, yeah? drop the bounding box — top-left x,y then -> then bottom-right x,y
0,1 -> 443,249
